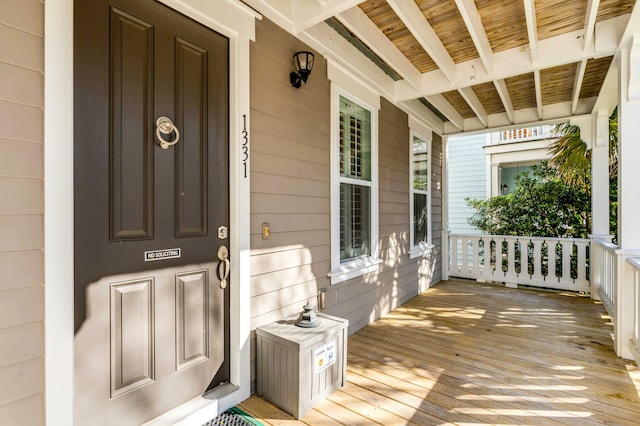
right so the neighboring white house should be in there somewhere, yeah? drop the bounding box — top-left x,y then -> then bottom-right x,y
485,125 -> 557,196
446,133 -> 488,234
447,125 -> 557,233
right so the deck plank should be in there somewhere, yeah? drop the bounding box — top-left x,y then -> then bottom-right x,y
239,280 -> 640,425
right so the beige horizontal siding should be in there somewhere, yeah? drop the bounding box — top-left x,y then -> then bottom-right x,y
0,357 -> 43,407
249,17 -> 331,391
0,101 -> 43,143
0,2 -> 44,424
322,98 -> 417,334
0,322 -> 43,368
0,394 -> 43,426
0,251 -> 43,292
0,178 -> 43,214
0,62 -> 43,107
431,133 -> 443,283
0,25 -> 43,71
0,139 -> 43,178
247,18 -> 444,392
0,0 -> 44,37
0,215 -> 43,252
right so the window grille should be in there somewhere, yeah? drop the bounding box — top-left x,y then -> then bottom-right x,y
339,96 -> 371,262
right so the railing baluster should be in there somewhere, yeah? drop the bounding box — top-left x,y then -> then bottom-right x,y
461,235 -> 469,274
505,237 -> 517,283
548,241 -> 557,282
560,241 -> 572,286
531,239 -> 544,282
471,237 -> 480,278
576,241 -> 588,284
450,235 -> 459,273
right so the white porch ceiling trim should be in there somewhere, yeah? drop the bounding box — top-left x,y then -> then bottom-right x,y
243,0 -> 635,135
336,6 -> 422,89
494,79 -> 515,124
523,0 -> 538,63
387,0 -> 456,83
572,60 -> 588,114
292,0 -> 363,33
298,21 -> 397,102
426,94 -> 464,131
458,86 -> 488,127
394,17 -> 624,101
584,0 -> 601,51
403,101 -> 443,135
454,0 -> 494,73
534,69 -> 543,119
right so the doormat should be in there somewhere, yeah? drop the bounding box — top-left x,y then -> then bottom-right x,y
202,407 -> 264,426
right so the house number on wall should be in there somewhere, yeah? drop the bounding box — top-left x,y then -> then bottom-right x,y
242,114 -> 249,178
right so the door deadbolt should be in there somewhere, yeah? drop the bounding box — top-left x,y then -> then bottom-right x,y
218,226 -> 228,239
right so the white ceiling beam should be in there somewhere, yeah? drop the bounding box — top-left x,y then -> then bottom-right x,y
299,22 -> 397,101
425,94 -> 464,130
241,0 -> 293,31
395,18 -> 622,101
454,0 -> 494,73
399,99 -> 445,135
292,0 -> 364,33
584,0 -> 600,51
387,0 -> 456,83
446,107 -> 585,135
458,87 -> 488,127
336,6 -> 422,89
571,60 -> 588,114
534,69 -> 543,119
592,54 -> 619,114
493,79 -> 514,123
523,0 -> 538,63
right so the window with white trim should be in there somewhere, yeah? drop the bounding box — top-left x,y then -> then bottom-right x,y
329,88 -> 380,284
410,132 -> 432,258
339,96 -> 371,261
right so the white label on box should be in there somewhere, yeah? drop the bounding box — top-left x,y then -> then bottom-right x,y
314,340 -> 336,373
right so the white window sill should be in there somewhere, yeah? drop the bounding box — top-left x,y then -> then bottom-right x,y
410,243 -> 434,259
328,256 -> 383,285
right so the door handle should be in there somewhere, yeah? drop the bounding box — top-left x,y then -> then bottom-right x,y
155,116 -> 180,149
216,245 -> 229,289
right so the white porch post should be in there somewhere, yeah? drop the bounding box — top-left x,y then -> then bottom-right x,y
442,135 -> 449,281
615,34 -> 640,359
591,110 -> 610,237
588,110 -> 612,300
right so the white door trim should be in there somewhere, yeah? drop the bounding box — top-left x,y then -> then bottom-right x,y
44,1 -> 256,424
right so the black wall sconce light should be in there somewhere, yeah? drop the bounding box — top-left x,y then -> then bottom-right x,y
290,51 -> 314,88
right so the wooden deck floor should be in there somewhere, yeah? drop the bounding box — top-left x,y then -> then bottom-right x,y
238,280 -> 640,425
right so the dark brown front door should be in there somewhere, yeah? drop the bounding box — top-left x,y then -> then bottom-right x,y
74,0 -> 229,423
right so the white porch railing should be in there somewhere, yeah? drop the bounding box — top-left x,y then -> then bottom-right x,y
628,257 -> 640,363
447,233 -> 590,293
496,125 -> 555,144
592,238 -> 618,316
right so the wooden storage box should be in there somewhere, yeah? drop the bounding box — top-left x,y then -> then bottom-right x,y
256,313 -> 348,419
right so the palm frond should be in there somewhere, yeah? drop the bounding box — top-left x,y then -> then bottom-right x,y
549,123 -> 591,190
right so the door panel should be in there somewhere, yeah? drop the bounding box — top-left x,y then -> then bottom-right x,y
109,278 -> 155,398
175,38 -> 208,237
109,7 -> 155,241
74,0 -> 229,423
176,270 -> 209,369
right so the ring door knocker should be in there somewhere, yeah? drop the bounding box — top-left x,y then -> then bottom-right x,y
155,116 -> 180,149
217,246 -> 230,289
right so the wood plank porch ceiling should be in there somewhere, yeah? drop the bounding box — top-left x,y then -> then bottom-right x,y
330,0 -> 633,131
240,280 -> 640,425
